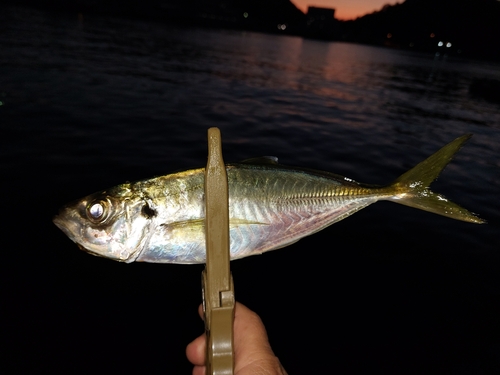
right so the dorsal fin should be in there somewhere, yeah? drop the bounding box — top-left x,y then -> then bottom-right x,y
240,156 -> 279,165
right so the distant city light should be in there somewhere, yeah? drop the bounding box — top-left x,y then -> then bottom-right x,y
277,24 -> 287,30
446,42 -> 452,48
387,33 -> 392,38
243,12 -> 248,18
430,33 -> 435,38
438,41 -> 444,47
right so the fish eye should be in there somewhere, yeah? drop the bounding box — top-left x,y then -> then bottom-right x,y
86,199 -> 111,223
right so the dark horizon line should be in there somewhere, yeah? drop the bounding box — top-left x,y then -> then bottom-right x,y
2,0 -> 500,61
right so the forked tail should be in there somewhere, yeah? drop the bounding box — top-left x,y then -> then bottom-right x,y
387,134 -> 485,223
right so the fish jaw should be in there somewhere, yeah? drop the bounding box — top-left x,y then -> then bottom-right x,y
53,188 -> 152,262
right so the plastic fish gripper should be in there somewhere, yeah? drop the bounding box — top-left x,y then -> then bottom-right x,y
202,127 -> 235,375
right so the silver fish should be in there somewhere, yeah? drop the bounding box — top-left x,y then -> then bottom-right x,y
54,135 -> 484,264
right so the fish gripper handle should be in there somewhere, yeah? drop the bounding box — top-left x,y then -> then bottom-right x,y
202,127 -> 235,375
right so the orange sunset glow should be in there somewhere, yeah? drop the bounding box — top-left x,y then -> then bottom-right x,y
292,0 -> 400,20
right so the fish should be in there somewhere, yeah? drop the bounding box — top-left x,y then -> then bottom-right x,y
53,134 -> 484,264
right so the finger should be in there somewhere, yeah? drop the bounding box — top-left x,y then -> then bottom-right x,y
192,365 -> 206,375
186,333 -> 206,366
198,303 -> 204,320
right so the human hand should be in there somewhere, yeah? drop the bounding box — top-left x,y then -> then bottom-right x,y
186,302 -> 288,375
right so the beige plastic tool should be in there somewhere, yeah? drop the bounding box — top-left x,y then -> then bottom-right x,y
202,127 -> 235,375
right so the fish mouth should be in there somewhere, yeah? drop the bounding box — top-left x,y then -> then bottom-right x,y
54,214 -> 108,258
76,243 -> 110,259
53,214 -> 77,241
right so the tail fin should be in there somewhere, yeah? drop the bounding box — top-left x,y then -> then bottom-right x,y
387,134 -> 485,224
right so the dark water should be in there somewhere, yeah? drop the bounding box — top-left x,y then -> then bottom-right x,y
2,5 -> 500,374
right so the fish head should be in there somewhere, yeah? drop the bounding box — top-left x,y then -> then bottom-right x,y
53,184 -> 152,262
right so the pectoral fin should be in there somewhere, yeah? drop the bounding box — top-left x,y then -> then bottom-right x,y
164,218 -> 268,230
229,218 -> 269,226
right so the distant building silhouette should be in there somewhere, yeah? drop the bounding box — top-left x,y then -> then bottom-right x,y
307,6 -> 335,20
305,6 -> 339,40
